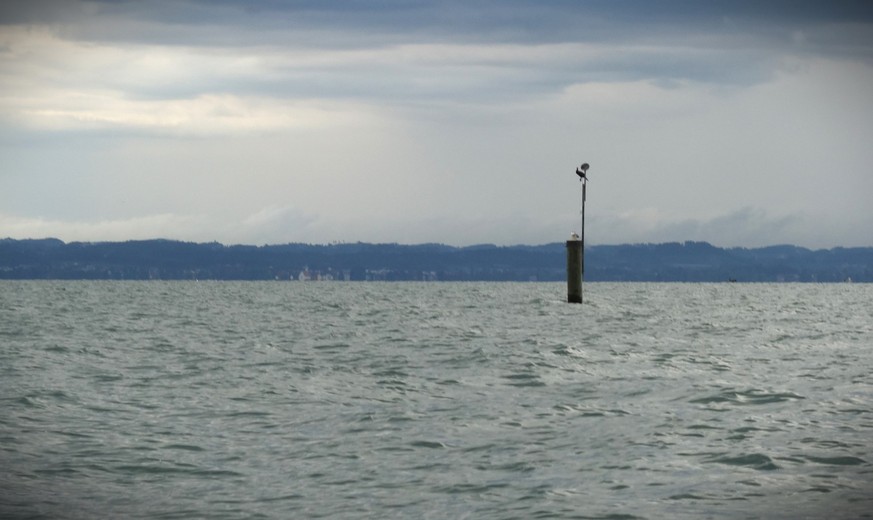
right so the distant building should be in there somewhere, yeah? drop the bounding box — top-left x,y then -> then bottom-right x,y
296,267 -> 349,281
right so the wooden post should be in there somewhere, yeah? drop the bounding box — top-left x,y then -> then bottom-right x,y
567,237 -> 582,303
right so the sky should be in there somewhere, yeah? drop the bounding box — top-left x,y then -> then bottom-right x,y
1,1 -> 872,248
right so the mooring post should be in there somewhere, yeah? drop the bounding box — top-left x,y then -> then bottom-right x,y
567,162 -> 589,304
567,235 -> 583,303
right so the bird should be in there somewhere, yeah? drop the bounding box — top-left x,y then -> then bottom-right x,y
575,163 -> 589,180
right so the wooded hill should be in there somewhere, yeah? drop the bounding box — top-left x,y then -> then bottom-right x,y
1,238 -> 870,282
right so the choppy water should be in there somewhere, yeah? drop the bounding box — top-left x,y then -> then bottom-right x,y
1,281 -> 872,519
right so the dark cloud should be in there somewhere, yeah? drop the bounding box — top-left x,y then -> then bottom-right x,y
3,0 -> 866,95
7,0 -> 873,46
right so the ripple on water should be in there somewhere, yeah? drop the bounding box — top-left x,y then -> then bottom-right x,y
706,453 -> 781,471
690,388 -> 805,406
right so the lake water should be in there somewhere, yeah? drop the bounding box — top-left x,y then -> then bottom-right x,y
1,281 -> 871,519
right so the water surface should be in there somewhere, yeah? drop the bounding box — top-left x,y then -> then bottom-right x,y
1,282 -> 871,519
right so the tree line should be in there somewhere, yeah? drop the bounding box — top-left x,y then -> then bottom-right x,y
1,238 -> 870,282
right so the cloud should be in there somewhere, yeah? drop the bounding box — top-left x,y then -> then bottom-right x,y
12,92 -> 376,135
241,204 -> 317,244
6,1 -> 871,113
2,201 -> 869,249
0,27 -> 384,134
0,206 -> 314,245
592,206 -> 873,249
3,2 -> 871,140
11,1 -> 873,46
0,212 -> 209,242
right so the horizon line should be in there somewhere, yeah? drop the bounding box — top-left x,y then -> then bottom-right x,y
3,236 -> 869,252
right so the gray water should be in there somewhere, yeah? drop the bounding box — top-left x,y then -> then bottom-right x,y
1,281 -> 871,519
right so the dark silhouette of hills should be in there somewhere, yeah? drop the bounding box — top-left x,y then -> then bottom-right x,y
0,238 -> 870,282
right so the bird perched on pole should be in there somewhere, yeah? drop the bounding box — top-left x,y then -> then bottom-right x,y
576,163 -> 589,180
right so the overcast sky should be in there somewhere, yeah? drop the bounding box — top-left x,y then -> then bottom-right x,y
2,1 -> 872,247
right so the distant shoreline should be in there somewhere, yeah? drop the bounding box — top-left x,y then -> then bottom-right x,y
2,238 -> 871,282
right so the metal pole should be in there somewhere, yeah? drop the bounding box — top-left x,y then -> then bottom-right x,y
581,179 -> 586,291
